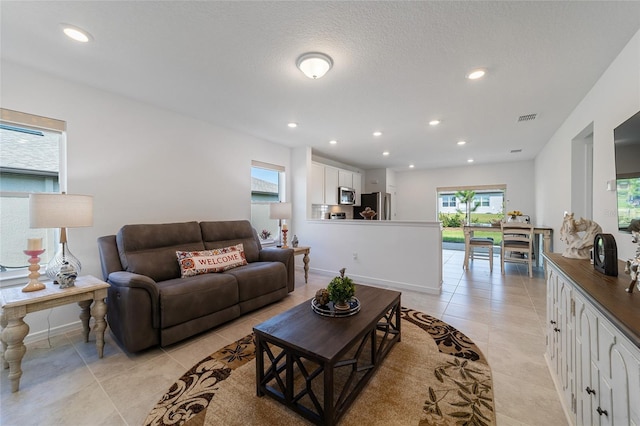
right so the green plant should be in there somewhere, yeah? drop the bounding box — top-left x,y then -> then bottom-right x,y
327,268 -> 355,303
438,213 -> 463,228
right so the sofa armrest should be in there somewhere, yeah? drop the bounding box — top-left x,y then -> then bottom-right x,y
107,271 -> 161,328
259,247 -> 295,292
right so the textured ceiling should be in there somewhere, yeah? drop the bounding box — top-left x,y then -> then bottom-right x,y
2,1 -> 640,171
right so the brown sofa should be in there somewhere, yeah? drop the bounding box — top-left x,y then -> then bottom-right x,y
97,220 -> 294,353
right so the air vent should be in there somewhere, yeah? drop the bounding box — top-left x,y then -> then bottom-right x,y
518,113 -> 537,122
511,149 -> 523,153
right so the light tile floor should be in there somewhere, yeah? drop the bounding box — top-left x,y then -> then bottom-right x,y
0,249 -> 568,425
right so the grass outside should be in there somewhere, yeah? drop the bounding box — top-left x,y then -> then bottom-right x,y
442,227 -> 502,244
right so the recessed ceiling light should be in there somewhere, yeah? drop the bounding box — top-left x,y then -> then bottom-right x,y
287,122 -> 298,128
373,131 -> 382,137
61,24 -> 92,43
429,120 -> 440,126
466,68 -> 486,80
457,140 -> 467,145
329,140 -> 337,145
382,151 -> 390,156
467,158 -> 474,163
409,164 -> 415,168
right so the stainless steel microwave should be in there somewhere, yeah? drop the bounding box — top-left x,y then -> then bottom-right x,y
338,187 -> 356,205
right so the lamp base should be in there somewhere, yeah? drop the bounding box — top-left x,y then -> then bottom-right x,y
22,249 -> 46,293
46,243 -> 81,284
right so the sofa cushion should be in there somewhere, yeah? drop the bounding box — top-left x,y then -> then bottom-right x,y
200,220 -> 261,263
223,262 -> 287,302
117,221 -> 205,282
176,244 -> 248,277
157,273 -> 239,329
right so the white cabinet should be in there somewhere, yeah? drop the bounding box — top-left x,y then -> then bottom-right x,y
352,172 -> 362,206
324,166 -> 339,205
338,170 -> 352,188
545,254 -> 640,426
310,163 -> 325,205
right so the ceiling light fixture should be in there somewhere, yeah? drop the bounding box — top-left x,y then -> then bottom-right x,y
467,159 -> 474,163
429,120 -> 440,126
382,151 -> 390,156
373,131 -> 382,137
457,140 -> 467,145
296,52 -> 333,79
329,140 -> 337,145
61,24 -> 92,43
287,122 -> 298,128
409,164 -> 415,168
466,68 -> 486,80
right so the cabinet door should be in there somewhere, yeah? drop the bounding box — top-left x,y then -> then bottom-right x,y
575,293 -> 599,426
558,279 -> 574,406
324,166 -> 339,205
338,170 -> 352,188
310,163 -> 325,204
546,268 -> 559,368
353,172 -> 362,206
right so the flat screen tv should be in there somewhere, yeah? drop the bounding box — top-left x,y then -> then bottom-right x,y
614,110 -> 640,232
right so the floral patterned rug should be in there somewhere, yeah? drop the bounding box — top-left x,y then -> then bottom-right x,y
144,308 -> 495,426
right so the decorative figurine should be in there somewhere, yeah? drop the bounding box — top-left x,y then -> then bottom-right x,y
560,212 -> 602,259
56,261 -> 77,289
314,288 -> 330,306
292,234 -> 299,248
624,219 -> 640,293
359,207 -> 377,220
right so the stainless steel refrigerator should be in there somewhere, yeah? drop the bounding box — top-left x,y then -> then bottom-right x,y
353,192 -> 391,220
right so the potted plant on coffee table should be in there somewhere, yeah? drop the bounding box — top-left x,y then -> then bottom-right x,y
327,268 -> 355,310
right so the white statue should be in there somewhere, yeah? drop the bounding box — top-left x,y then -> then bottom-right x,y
560,212 -> 602,259
625,219 -> 640,293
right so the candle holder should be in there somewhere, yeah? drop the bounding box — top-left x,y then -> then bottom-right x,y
281,229 -> 289,248
22,249 -> 46,293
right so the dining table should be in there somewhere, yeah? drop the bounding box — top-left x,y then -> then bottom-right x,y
463,224 -> 554,269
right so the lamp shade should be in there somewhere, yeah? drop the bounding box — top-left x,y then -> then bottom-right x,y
29,193 -> 94,228
297,53 -> 333,79
269,202 -> 291,220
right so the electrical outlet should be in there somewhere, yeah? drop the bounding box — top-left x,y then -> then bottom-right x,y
352,252 -> 358,260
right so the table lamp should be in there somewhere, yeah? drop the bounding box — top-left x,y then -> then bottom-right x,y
269,202 -> 291,248
29,192 -> 94,283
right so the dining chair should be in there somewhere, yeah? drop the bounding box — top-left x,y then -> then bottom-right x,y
465,236 -> 494,271
501,222 -> 534,277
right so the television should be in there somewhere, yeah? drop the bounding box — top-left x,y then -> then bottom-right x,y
614,110 -> 640,232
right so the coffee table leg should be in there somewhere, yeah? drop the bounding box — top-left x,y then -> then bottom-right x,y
78,300 -> 92,343
324,363 -> 334,425
2,315 -> 29,392
255,333 -> 264,396
91,298 -> 107,358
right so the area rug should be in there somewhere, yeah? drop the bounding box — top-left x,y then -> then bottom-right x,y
144,308 -> 495,426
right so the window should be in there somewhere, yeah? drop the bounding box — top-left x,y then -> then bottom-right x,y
0,109 -> 64,283
474,195 -> 490,207
441,195 -> 457,208
250,161 -> 285,245
437,185 -> 506,227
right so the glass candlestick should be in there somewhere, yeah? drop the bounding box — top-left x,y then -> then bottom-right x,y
22,249 -> 46,292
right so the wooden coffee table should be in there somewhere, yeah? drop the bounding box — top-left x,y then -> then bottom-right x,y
254,284 -> 401,426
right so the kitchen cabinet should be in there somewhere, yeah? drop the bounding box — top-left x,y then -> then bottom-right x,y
311,162 -> 360,206
324,166 -> 339,205
310,163 -> 325,205
544,253 -> 640,426
352,172 -> 362,206
338,170 -> 352,188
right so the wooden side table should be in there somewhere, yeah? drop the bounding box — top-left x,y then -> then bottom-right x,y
291,246 -> 311,283
0,275 -> 109,392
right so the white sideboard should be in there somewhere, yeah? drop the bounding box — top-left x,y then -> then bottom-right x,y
544,253 -> 640,425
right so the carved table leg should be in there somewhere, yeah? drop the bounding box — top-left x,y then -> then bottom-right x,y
2,316 -> 30,392
303,252 -> 309,284
78,300 -> 92,343
91,298 -> 107,358
0,309 -> 8,369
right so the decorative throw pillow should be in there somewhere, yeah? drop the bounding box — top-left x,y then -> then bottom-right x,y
176,244 -> 248,277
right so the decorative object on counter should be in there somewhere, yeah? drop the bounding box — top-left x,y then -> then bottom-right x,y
327,267 -> 355,310
291,234 -> 299,248
259,229 -> 271,240
506,211 -> 530,223
593,233 -> 618,276
624,219 -> 640,293
56,261 -> 78,288
29,192 -> 94,283
269,202 -> 291,247
311,296 -> 361,317
359,206 -> 377,220
22,243 -> 46,293
314,288 -> 330,306
559,212 -> 602,259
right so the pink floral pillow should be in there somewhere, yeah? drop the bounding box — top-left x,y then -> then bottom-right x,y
176,244 -> 247,277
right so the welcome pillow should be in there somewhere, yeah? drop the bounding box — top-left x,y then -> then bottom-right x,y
177,244 -> 248,277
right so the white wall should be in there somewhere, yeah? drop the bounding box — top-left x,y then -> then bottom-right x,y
535,29 -> 640,260
394,161 -> 536,222
1,60 -> 292,339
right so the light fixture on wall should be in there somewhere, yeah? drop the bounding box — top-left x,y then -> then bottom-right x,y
270,202 -> 291,248
296,52 -> 333,79
29,192 -> 94,285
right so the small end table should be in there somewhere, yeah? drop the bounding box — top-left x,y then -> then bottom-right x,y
0,275 -> 109,392
291,246 -> 310,283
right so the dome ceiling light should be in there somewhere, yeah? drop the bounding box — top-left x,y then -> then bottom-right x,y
297,52 -> 333,79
